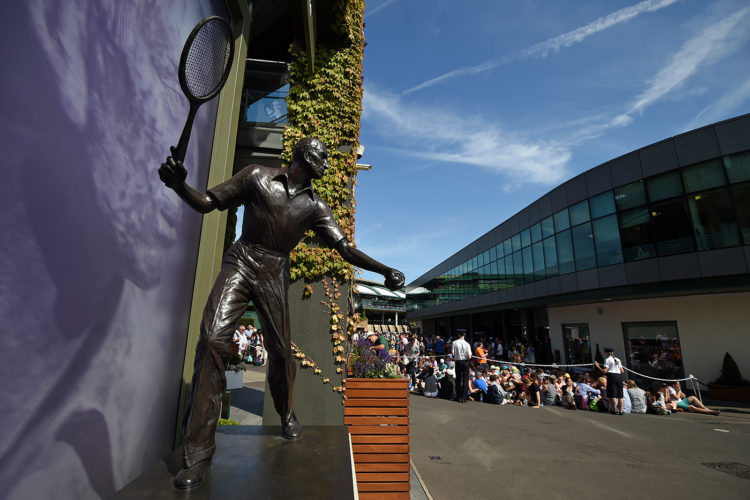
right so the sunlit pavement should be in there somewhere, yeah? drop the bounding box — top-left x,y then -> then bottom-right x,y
408,393 -> 750,500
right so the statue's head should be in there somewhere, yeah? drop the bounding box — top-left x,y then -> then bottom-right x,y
293,137 -> 328,179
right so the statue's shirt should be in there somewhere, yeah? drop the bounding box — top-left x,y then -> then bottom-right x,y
208,164 -> 345,253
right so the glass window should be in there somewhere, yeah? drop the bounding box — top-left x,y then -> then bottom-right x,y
647,171 -> 683,202
569,200 -> 590,226
682,159 -> 725,193
650,198 -> 694,255
522,246 -> 534,283
489,246 -> 496,262
619,207 -> 656,261
553,208 -> 570,232
532,241 -> 546,280
614,181 -> 647,210
592,214 -> 624,266
572,222 -> 596,270
512,234 -> 521,252
503,238 -> 512,256
623,322 -> 685,383
731,182 -> 750,244
687,187 -> 740,250
496,243 -> 504,259
724,151 -> 750,183
496,257 -> 505,286
521,228 -> 531,248
541,216 -> 555,238
562,324 -> 591,364
512,251 -> 524,286
589,191 -> 615,219
530,223 -> 542,243
555,230 -> 575,275
543,236 -> 559,277
505,255 -> 514,287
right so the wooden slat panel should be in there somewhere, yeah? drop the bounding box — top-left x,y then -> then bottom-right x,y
354,453 -> 409,463
357,482 -> 410,492
345,407 -> 409,416
351,435 -> 409,444
356,473 -> 410,483
345,380 -> 409,389
345,416 -> 408,426
355,462 -> 411,473
345,389 -> 407,399
347,425 -> 409,435
352,444 -> 409,454
358,492 -> 409,500
344,398 -> 408,407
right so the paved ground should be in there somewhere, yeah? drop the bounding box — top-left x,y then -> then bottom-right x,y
409,393 -> 750,500
226,366 -> 750,499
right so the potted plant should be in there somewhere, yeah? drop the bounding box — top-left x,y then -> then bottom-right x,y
225,352 -> 246,391
344,337 -> 410,499
707,352 -> 750,402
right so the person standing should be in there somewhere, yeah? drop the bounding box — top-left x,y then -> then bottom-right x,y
595,347 -> 625,414
404,336 -> 420,390
452,330 -> 472,403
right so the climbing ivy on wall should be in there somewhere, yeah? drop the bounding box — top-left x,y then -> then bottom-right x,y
283,0 -> 366,286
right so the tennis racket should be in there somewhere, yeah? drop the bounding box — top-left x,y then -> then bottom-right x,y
172,16 -> 234,163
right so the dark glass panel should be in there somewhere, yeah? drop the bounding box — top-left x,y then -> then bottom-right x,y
731,182 -> 750,244
572,222 -> 596,270
532,241 -> 546,280
530,223 -> 542,243
592,214 -> 624,265
647,171 -> 683,202
556,230 -> 575,274
521,228 -> 531,248
619,207 -> 656,261
503,238 -> 512,256
682,159 -> 725,193
687,187 -> 740,250
505,254 -> 514,287
489,246 -> 496,262
553,208 -> 570,232
569,200 -> 590,226
614,180 -> 646,210
522,246 -> 534,283
541,216 -> 555,237
512,251 -> 524,286
512,234 -> 521,252
589,191 -> 615,219
650,198 -> 694,255
724,151 -> 750,183
543,236 -> 559,277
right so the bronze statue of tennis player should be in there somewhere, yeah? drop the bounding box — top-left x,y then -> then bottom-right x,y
159,137 -> 404,489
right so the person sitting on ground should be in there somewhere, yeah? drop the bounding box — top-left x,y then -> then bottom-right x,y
420,366 -> 439,398
561,375 -> 576,409
626,379 -> 647,414
485,373 -> 508,405
668,381 -> 720,415
469,371 -> 488,401
621,380 -> 632,414
651,384 -> 672,415
542,376 -> 560,407
438,370 -> 456,400
576,374 -> 601,410
528,373 -> 542,408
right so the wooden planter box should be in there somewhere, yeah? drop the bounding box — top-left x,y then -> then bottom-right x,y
344,378 -> 410,500
707,384 -> 750,402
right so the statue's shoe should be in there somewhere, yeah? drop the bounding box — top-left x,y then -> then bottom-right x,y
173,459 -> 211,490
282,412 -> 301,440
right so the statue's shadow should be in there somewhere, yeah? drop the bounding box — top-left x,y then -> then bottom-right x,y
230,386 -> 265,417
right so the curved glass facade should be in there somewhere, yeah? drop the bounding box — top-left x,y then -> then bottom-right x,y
408,149 -> 750,312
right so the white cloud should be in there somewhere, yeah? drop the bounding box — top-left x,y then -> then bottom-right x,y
363,88 -> 570,186
573,6 -> 750,141
403,0 -> 681,95
688,77 -> 750,129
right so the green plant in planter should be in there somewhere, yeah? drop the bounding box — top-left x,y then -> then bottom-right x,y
713,352 -> 747,386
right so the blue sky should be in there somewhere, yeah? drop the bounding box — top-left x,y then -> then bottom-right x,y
237,0 -> 750,285
350,0 -> 750,284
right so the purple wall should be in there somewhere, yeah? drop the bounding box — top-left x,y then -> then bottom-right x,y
0,1 -> 228,498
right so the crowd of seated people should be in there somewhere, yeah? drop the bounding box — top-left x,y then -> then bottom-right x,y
378,332 -> 720,417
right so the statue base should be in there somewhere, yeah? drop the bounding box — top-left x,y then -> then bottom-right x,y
113,425 -> 356,499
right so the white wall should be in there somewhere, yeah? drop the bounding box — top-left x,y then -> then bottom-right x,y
548,292 -> 750,385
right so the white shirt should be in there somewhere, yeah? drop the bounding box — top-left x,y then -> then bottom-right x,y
604,354 -> 623,374
452,338 -> 472,361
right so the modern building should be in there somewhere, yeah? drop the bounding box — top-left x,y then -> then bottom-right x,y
406,114 -> 750,385
354,278 -> 407,328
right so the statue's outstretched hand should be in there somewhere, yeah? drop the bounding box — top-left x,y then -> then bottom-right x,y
159,146 -> 188,189
384,268 -> 405,291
